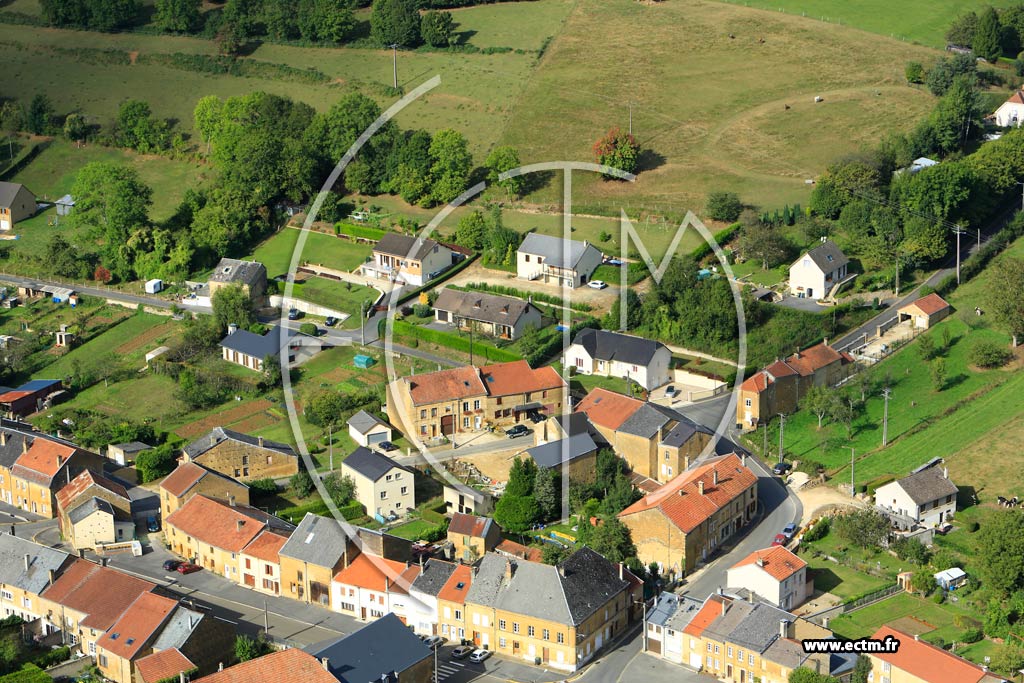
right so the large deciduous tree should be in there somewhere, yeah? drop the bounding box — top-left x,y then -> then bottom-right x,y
211,284 -> 258,332
420,10 -> 456,47
370,0 -> 420,47
593,127 -> 639,177
976,510 -> 1024,594
485,145 -> 523,199
154,0 -> 201,33
988,256 -> 1024,346
429,128 -> 472,204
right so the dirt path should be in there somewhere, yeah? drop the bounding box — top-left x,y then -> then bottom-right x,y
792,472 -> 866,525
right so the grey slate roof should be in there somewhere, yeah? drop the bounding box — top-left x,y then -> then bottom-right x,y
112,441 -> 152,454
208,258 -> 266,287
518,233 -> 601,270
345,410 -> 389,436
893,465 -> 958,506
762,636 -> 810,669
0,532 -> 69,594
219,325 -> 294,360
559,547 -> 631,625
704,600 -> 798,654
67,497 -> 114,525
571,328 -> 667,367
0,183 -> 32,208
303,613 -> 430,683
409,559 -> 457,597
525,432 -> 598,470
0,432 -> 31,470
647,592 -> 679,627
150,606 -> 205,651
375,232 -> 442,261
342,447 -> 407,482
802,240 -> 849,273
433,289 -> 539,327
665,595 -> 706,632
184,426 -> 296,460
550,413 -> 592,438
279,513 -> 350,568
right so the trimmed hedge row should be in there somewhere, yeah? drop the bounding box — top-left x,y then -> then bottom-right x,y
691,222 -> 741,261
391,319 -> 522,362
135,53 -> 331,85
336,222 -> 387,241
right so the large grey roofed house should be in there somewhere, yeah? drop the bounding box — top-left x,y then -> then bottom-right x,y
558,547 -> 630,625
343,447 -> 407,482
219,325 -> 294,360
375,232 -> 440,261
705,600 -> 800,654
409,559 -> 457,597
892,465 -> 958,506
0,431 -> 31,470
304,613 -> 430,683
525,432 -> 597,470
67,497 -> 115,525
208,258 -> 266,287
572,328 -> 666,367
346,410 -> 388,435
0,532 -> 69,594
433,289 -> 539,326
803,240 -> 849,272
279,513 -> 350,567
184,426 -> 296,460
518,233 -> 601,270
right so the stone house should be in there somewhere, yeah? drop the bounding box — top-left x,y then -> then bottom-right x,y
446,513 -> 502,564
158,461 -> 250,518
182,427 -> 298,482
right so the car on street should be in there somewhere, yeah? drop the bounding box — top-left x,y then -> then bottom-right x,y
506,425 -> 530,439
423,636 -> 445,651
162,560 -> 181,572
176,563 -> 202,575
451,645 -> 474,660
782,523 -> 798,540
325,316 -> 338,327
587,280 -> 608,289
772,461 -> 792,476
468,649 -> 491,663
287,308 -> 300,320
377,440 -> 397,452
771,533 -> 787,547
146,516 -> 160,532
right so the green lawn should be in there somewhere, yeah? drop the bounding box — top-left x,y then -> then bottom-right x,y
805,555 -> 892,600
729,260 -> 787,287
387,519 -> 440,541
293,279 -> 377,319
245,228 -> 373,280
40,312 -> 169,379
829,592 -> 975,644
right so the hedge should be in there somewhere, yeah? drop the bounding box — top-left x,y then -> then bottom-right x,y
338,500 -> 364,520
0,666 -> 51,683
391,320 -> 522,362
135,53 -> 330,85
448,282 -> 593,312
691,222 -> 741,261
0,142 -> 43,182
336,223 -> 387,241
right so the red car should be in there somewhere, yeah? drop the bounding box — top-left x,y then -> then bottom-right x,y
176,562 -> 202,575
771,534 -> 787,547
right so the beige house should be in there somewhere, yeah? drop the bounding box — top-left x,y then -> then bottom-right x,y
340,447 -> 414,520
207,259 -> 267,302
868,625 -> 1004,683
0,183 -> 36,231
0,533 -> 72,624
238,529 -> 290,597
788,239 -> 851,301
278,513 -> 357,607
433,289 -> 543,341
516,233 -> 603,289
447,513 -> 502,564
158,461 -> 250,517
182,427 -> 298,482
362,232 -> 454,287
874,462 -> 958,531
726,546 -> 812,611
897,293 -> 952,330
994,90 -> 1024,127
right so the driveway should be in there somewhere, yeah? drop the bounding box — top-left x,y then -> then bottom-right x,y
445,263 -> 618,313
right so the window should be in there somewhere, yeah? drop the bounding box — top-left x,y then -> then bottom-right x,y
499,619 -> 506,631
267,456 -> 272,465
496,397 -> 503,406
386,474 -> 392,481
380,491 -> 387,499
463,402 -> 470,412
98,655 -> 107,668
528,626 -> 535,637
243,468 -> 249,477
513,622 -> 520,634
542,629 -> 550,641
88,642 -> 96,656
420,410 -> 427,419
525,254 -> 531,262
542,390 -> 547,398
745,398 -> 752,407
420,425 -> 427,435
882,663 -> 891,673
474,400 -> 481,410
395,502 -> 402,509
340,602 -> 355,612
499,638 -> 506,649
714,645 -> 720,654
463,417 -> 470,428
394,472 -> 401,480
727,647 -> 733,658
454,609 -> 462,621
245,558 -> 251,569
401,486 -> 408,495
265,564 -> 273,575
748,654 -> 754,665
241,455 -> 249,466
706,643 -> 712,652
370,609 -> 383,618
665,451 -> 670,461
706,655 -> 712,668
234,469 -> 241,477
0,590 -> 10,601
557,632 -> 564,644
737,650 -> 744,661
20,598 -> 29,609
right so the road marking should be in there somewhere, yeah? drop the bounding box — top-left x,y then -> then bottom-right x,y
214,616 -> 238,625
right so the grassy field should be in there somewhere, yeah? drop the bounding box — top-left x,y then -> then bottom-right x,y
711,0 -> 1019,48
244,228 -> 373,279
386,519 -> 439,540
829,592 -> 974,644
500,0 -> 937,214
805,555 -> 891,599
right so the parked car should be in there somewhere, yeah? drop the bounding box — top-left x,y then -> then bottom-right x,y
287,308 -> 300,320
468,649 -> 491,664
506,425 -> 530,439
451,645 -> 474,660
325,316 -> 338,327
782,523 -> 798,540
587,280 -> 608,289
604,258 -> 623,266
772,462 -> 792,476
423,636 -> 445,651
771,534 -> 787,547
146,516 -> 160,532
162,560 -> 181,572
665,385 -> 676,398
377,440 -> 397,452
176,563 -> 202,575
937,523 -> 953,535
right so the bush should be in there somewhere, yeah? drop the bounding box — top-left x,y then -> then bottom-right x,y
392,320 -> 521,362
969,339 -> 1012,368
705,191 -> 743,222
411,303 -> 431,317
961,627 -> 983,643
299,322 -> 317,336
248,478 -> 278,495
803,517 -> 830,543
891,537 -> 930,565
32,646 -> 71,668
796,459 -> 824,474
968,520 -> 980,533
598,230 -> 612,242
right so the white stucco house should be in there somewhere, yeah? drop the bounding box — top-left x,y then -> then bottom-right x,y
726,546 -> 812,611
563,328 -> 672,391
362,232 -> 454,287
788,239 -> 851,300
331,553 -> 410,621
340,447 -> 415,520
406,559 -> 458,636
874,461 -> 958,530
516,233 -> 603,288
994,90 -> 1024,127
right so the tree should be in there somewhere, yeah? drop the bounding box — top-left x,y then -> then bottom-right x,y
298,0 -> 357,43
905,61 -> 924,84
135,443 -> 177,483
788,669 -> 839,683
493,494 -> 538,533
506,457 -> 538,498
604,289 -> 643,331
890,537 -> 929,564
917,334 -> 936,361
211,284 -> 257,333
234,634 -> 272,663
990,644 -> 1024,677
985,598 -> 1012,638
969,339 -> 1012,368
809,159 -> 882,218
420,10 -> 455,47
851,655 -> 872,683
947,11 -> 979,48
429,128 -> 472,204
584,517 -> 636,564
705,191 -> 743,222
322,472 -> 356,505
265,0 -> 299,39
832,509 -> 889,548
63,113 -> 87,142
977,511 -> 1024,595
931,357 -> 947,392
485,145 -> 523,198
541,543 -> 569,565
926,53 -> 977,97
193,95 -> 223,156
974,6 -> 1002,63
305,389 -> 347,428
738,220 -> 790,270
930,75 -> 981,155
83,0 -> 140,29
453,210 -> 487,250
592,128 -> 639,177
154,0 -> 200,32
988,256 -> 1024,346
290,469 -> 314,498
800,385 -> 837,428
116,99 -> 169,153
26,95 -> 53,135
534,467 -> 560,523
370,0 -> 420,47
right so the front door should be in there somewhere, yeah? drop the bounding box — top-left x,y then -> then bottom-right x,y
441,415 -> 455,436
727,665 -> 732,678
244,573 -> 255,587
361,607 -> 366,620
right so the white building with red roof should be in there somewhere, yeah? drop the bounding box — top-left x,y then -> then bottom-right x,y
726,546 -> 811,610
995,89 -> 1024,127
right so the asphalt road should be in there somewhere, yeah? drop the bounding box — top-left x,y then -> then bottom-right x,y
0,273 -> 176,309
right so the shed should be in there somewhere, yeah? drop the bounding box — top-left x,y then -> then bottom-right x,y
353,354 -> 375,369
898,293 -> 951,330
934,567 -> 968,590
145,279 -> 163,294
346,410 -> 392,448
145,346 -> 170,364
55,195 -> 75,217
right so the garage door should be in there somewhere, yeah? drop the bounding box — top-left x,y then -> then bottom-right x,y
437,310 -> 448,322
0,219 -> 9,231
368,431 -> 388,445
441,415 -> 455,436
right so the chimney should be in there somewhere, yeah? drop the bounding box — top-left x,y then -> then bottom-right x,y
756,557 -> 764,567
746,590 -> 753,604
236,520 -> 244,532
55,455 -> 62,470
22,439 -> 27,455
0,432 -> 6,446
712,469 -> 719,486
698,480 -> 704,496
228,495 -> 236,507
23,554 -> 29,571
48,569 -> 55,585
619,563 -> 623,581
257,436 -> 264,448
823,337 -> 829,347
720,598 -> 727,617
943,467 -> 948,479
913,634 -> 919,641
101,558 -> 108,567
78,549 -> 85,559
218,663 -> 223,672
320,658 -> 329,672
741,453 -> 746,467
472,565 -> 479,576
779,619 -> 791,640
505,559 -> 516,580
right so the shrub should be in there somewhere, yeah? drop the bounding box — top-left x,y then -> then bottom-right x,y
411,303 -> 431,318
598,230 -> 612,242
796,459 -> 824,475
905,61 -> 925,83
968,520 -> 980,533
299,322 -> 317,336
248,478 -> 278,495
705,191 -> 743,222
803,517 -> 831,543
961,627 -> 983,643
891,537 -> 930,565
969,339 -> 1012,368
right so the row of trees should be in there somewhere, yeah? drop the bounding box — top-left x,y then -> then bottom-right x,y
39,0 -> 139,30
452,204 -> 523,267
946,4 -> 1024,63
371,0 -> 457,47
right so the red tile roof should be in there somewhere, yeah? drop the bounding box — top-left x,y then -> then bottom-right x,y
574,388 -> 642,430
1007,90 -> 1024,105
495,539 -> 543,563
14,438 -> 77,480
618,454 -> 757,533
739,372 -> 770,393
193,648 -> 338,683
159,462 -> 210,498
479,360 -> 565,397
97,592 -> 178,660
0,391 -> 31,403
905,292 -> 951,316
332,553 -> 408,593
56,470 -> 129,512
164,495 -> 266,553
684,596 -> 726,637
135,648 -> 196,683
437,564 -> 473,604
241,529 -> 290,563
407,366 -> 486,406
869,626 -> 992,683
41,559 -> 156,630
448,513 -> 491,538
730,546 -> 806,581
785,343 -> 843,377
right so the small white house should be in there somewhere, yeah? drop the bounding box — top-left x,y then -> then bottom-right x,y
516,233 -> 603,288
726,546 -> 812,611
788,239 -> 851,300
346,410 -> 393,448
875,462 -> 958,530
994,90 -> 1024,127
934,567 -> 968,591
330,553 -> 408,621
362,232 -> 454,287
563,328 -> 671,391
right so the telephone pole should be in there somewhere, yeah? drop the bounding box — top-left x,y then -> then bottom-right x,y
954,225 -> 965,284
850,447 -> 856,497
628,101 -> 633,136
778,414 -> 785,463
391,44 -> 398,89
881,388 -> 891,447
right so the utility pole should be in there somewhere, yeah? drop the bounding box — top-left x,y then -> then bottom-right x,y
628,101 -> 633,136
762,422 -> 768,458
360,300 -> 367,346
850,447 -> 855,498
1018,181 -> 1024,212
329,423 -> 333,471
954,225 -> 965,284
391,44 -> 398,89
263,599 -> 269,634
778,414 -> 785,463
881,388 -> 891,447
